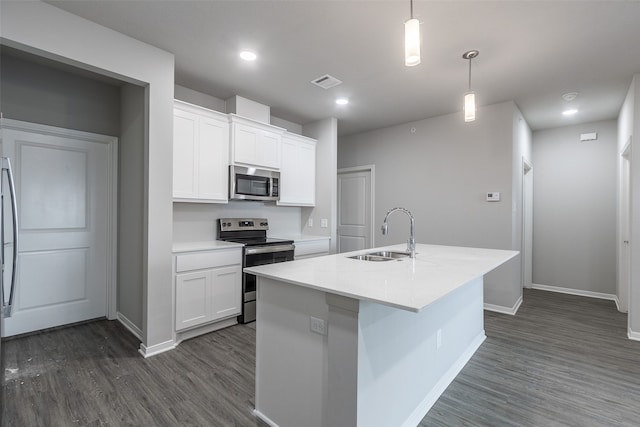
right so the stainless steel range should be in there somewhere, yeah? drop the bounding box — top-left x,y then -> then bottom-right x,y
217,218 -> 294,323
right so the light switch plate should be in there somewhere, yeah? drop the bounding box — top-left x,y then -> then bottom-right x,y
321,219 -> 328,228
486,192 -> 500,202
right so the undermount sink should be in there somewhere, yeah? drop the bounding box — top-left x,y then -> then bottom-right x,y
348,254 -> 395,262
347,250 -> 412,262
366,251 -> 411,259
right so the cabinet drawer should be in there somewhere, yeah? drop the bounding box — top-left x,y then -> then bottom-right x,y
295,240 -> 330,258
176,249 -> 242,272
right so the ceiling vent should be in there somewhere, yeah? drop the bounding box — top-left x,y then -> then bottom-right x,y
311,74 -> 342,90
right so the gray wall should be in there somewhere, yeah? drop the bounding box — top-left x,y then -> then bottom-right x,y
118,84 -> 145,332
1,40 -> 148,336
618,74 -> 640,337
339,101 -> 524,310
0,49 -> 121,135
3,0 -> 176,355
532,120 -> 617,295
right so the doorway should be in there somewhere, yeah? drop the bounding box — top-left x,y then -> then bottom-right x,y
1,120 -> 117,337
618,138 -> 631,313
522,158 -> 533,289
337,166 -> 375,253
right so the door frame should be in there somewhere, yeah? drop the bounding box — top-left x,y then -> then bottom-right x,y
522,157 -> 533,289
337,165 -> 376,249
618,137 -> 632,313
1,118 -> 119,321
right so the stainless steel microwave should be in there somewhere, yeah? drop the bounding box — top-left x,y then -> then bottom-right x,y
229,165 -> 280,201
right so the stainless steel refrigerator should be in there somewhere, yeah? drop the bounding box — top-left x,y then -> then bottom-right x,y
1,156 -> 19,425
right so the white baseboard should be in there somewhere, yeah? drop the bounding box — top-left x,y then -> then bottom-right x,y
401,332 -> 486,427
484,295 -> 522,316
253,409 -> 279,427
138,339 -> 176,358
531,283 -> 617,302
629,328 -> 640,341
116,312 -> 143,340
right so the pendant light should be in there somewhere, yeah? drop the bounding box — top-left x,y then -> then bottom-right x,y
462,50 -> 479,122
405,0 -> 420,67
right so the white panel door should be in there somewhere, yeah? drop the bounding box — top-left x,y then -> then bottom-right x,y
2,127 -> 111,336
337,169 -> 372,253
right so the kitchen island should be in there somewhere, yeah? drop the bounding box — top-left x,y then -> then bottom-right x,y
245,243 -> 518,427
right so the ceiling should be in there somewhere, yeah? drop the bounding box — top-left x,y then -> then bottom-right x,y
44,0 -> 640,137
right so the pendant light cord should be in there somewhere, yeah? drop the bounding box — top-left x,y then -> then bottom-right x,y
410,0 -> 414,19
468,58 -> 472,91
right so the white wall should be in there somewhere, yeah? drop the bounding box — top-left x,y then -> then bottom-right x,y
532,120 -> 618,295
618,74 -> 640,338
1,0 -> 175,355
303,118 -> 338,252
338,102 -> 523,311
173,201 -> 302,242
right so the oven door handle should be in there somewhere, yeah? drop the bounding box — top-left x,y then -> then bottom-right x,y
245,244 -> 295,255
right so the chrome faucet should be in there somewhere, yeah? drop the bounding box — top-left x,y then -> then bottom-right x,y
381,207 -> 416,258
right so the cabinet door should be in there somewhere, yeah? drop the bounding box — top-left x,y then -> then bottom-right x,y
278,136 -> 316,206
297,141 -> 316,205
175,270 -> 212,331
198,116 -> 229,201
258,129 -> 281,169
211,265 -> 242,322
173,109 -> 198,199
233,123 -> 260,166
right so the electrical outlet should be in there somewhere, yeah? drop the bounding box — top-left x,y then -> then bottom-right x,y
310,316 -> 327,335
436,329 -> 442,349
321,218 -> 328,228
308,218 -> 314,227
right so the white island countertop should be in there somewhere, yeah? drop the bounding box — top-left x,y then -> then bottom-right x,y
245,243 -> 518,312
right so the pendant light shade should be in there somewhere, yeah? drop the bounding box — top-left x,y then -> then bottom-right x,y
462,50 -> 479,122
405,18 -> 421,66
404,0 -> 420,67
464,92 -> 476,122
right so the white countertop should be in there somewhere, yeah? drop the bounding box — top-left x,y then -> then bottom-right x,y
172,240 -> 244,253
245,243 -> 518,312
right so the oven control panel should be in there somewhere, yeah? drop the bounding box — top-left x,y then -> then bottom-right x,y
219,218 -> 269,231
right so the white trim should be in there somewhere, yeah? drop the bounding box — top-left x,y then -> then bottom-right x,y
484,295 -> 523,315
253,409 -> 280,427
400,332 -> 486,427
107,138 -> 118,320
531,283 -> 618,302
175,317 -> 238,345
337,164 -> 376,248
628,328 -> 640,341
138,339 -> 176,358
117,312 -> 143,341
0,118 -> 119,326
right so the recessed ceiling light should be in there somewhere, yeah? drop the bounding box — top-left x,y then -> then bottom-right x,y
239,51 -> 257,61
562,109 -> 578,116
562,92 -> 579,102
336,98 -> 349,105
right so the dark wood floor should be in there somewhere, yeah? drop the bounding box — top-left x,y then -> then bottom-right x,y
2,289 -> 639,426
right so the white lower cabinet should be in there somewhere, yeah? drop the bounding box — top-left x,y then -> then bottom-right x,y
294,238 -> 330,260
174,248 -> 242,332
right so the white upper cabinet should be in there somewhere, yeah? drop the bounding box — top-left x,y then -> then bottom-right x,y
229,114 -> 284,170
173,100 -> 229,203
277,132 -> 317,206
